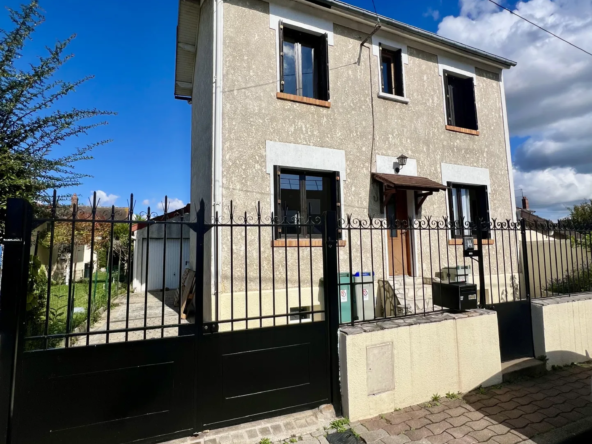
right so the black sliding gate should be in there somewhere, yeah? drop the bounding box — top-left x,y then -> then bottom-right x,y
0,197 -> 338,444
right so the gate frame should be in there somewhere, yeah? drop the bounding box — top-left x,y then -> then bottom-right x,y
0,199 -> 33,444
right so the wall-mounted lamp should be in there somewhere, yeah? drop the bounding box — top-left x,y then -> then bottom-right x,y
395,154 -> 408,173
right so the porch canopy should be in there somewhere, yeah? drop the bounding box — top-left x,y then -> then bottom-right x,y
372,173 -> 448,212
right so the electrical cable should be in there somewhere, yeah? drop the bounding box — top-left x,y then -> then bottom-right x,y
488,0 -> 592,57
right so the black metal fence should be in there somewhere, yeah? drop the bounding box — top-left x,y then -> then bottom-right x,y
6,193 -> 592,348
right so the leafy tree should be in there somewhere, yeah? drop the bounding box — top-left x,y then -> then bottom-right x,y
568,200 -> 592,226
0,1 -> 113,237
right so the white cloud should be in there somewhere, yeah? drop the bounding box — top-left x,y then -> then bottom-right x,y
423,8 -> 440,21
142,199 -> 150,205
92,190 -> 119,207
513,167 -> 592,220
438,0 -> 592,219
158,198 -> 185,212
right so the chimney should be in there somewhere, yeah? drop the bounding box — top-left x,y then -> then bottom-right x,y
522,195 -> 530,211
71,193 -> 78,207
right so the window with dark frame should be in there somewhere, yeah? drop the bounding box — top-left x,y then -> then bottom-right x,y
444,71 -> 478,131
279,22 -> 330,101
274,167 -> 340,239
447,183 -> 490,239
380,45 -> 404,97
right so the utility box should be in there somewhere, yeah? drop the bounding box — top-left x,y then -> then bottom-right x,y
432,282 -> 478,312
354,272 -> 375,321
338,272 -> 355,323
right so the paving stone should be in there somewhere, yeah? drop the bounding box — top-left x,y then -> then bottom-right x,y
529,421 -> 554,434
486,425 -> 511,435
478,398 -> 498,408
425,432 -> 454,444
465,419 -> 492,432
312,430 -> 325,437
532,399 -> 554,409
352,424 -> 369,435
467,428 -> 496,442
360,429 -> 389,443
299,440 -> 320,444
496,401 -> 519,412
407,410 -> 430,420
205,439 -> 218,444
446,425 -> 473,439
516,404 -> 538,414
565,397 -> 590,408
512,395 -> 535,406
306,417 -> 318,426
218,435 -> 232,444
384,412 -> 413,425
521,412 -> 546,423
383,423 -> 411,435
294,420 -> 308,429
560,410 -> 585,422
463,412 -> 484,421
271,424 -> 284,435
503,417 -> 530,429
490,433 -> 522,444
427,405 -> 449,414
364,420 -> 389,431
445,408 -> 468,418
487,414 -> 510,425
318,436 -> 330,444
231,432 -> 247,444
426,412 -> 450,423
510,425 -> 538,439
257,427 -> 272,437
445,416 -> 471,428
284,422 -> 297,432
480,406 -> 503,416
404,427 -> 433,441
245,429 -> 259,439
498,409 -> 523,420
406,418 -> 431,430
380,435 -> 411,444
447,438 -> 478,444
426,421 -> 452,435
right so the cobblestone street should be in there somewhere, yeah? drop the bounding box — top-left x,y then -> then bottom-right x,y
166,362 -> 592,444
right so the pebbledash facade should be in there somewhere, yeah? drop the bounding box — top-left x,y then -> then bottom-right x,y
175,0 -> 517,327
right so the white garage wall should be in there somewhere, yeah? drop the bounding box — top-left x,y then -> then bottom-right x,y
140,239 -> 190,291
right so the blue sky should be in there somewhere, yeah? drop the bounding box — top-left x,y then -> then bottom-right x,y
2,0 -> 589,219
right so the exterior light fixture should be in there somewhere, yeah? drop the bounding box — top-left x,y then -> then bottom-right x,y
395,154 -> 408,173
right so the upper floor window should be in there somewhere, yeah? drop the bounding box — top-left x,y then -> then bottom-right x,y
444,71 -> 478,131
447,183 -> 490,239
279,22 -> 330,101
380,45 -> 404,97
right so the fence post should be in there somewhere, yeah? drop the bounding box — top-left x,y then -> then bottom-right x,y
322,210 -> 342,416
0,199 -> 33,444
476,221 -> 487,307
520,219 -> 532,301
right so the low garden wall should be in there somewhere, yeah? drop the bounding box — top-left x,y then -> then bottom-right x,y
338,310 -> 503,421
531,293 -> 592,368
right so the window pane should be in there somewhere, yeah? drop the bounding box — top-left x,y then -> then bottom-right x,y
305,175 -> 329,235
381,59 -> 392,94
301,44 -> 315,98
280,173 -> 301,234
283,40 -> 297,95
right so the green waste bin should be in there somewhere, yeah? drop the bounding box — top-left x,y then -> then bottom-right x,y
338,272 -> 356,323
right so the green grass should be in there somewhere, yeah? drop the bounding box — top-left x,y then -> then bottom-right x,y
48,271 -> 127,333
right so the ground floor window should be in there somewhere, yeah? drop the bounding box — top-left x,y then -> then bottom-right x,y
447,183 -> 490,238
274,167 -> 340,238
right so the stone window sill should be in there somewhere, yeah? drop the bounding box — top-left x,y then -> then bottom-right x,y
378,92 -> 409,104
448,239 -> 494,245
272,239 -> 346,247
446,125 -> 479,136
276,92 -> 331,108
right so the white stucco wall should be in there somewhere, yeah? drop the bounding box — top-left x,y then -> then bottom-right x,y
531,293 -> 592,368
339,310 -> 502,421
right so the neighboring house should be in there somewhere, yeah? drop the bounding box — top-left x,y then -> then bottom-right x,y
174,0 -> 518,319
32,194 -> 129,283
132,204 -> 191,293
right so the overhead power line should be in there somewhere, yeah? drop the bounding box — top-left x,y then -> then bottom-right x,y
488,0 -> 592,57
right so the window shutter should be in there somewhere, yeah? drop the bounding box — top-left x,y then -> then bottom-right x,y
274,165 -> 282,238
278,20 -> 284,92
444,73 -> 455,126
394,49 -> 404,97
332,171 -> 341,237
320,32 -> 330,101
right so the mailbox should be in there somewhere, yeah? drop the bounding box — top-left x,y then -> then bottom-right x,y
432,281 -> 478,312
463,237 -> 475,257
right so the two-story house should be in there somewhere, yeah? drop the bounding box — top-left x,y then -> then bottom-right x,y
174,0 -> 517,325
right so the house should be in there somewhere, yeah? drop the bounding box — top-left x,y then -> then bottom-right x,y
132,204 -> 191,293
174,0 -> 518,325
31,194 -> 129,283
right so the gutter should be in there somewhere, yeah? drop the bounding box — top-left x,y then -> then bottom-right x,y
300,0 -> 517,69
